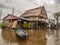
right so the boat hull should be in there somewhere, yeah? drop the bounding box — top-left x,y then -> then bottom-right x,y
16,29 -> 28,38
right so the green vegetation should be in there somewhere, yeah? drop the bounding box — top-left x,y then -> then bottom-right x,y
0,22 -> 2,28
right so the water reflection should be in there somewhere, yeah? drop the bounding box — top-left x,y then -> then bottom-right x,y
46,29 -> 57,45
0,29 -> 18,45
46,29 -> 60,45
0,28 -> 60,45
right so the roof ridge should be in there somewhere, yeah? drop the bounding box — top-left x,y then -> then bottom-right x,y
20,6 -> 45,17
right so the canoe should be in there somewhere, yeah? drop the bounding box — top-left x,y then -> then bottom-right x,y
16,29 -> 28,38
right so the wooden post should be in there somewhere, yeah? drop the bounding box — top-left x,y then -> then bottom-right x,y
0,9 -> 2,20
11,19 -> 13,29
12,8 -> 14,15
56,15 -> 58,29
56,17 -> 58,45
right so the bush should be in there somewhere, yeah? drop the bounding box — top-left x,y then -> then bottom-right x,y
0,23 -> 2,28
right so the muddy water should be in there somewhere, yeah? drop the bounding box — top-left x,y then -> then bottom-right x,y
0,29 -> 60,45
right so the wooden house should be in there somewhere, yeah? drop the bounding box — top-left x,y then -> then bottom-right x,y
2,6 -> 47,45
2,14 -> 19,29
20,6 -> 48,29
2,14 -> 31,29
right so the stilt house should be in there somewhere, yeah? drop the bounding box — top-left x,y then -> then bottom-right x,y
20,6 -> 48,29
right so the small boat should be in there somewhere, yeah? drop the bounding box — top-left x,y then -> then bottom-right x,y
16,29 -> 28,38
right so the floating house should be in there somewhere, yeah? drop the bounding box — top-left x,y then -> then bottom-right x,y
20,6 -> 48,29
2,14 -> 30,29
2,6 -> 47,45
2,6 -> 48,29
2,14 -> 19,29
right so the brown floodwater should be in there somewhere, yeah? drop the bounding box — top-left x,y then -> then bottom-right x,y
0,28 -> 60,45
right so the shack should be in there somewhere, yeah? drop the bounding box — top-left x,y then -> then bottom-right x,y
2,14 -> 19,29
20,6 -> 48,29
2,14 -> 30,29
18,6 -> 47,45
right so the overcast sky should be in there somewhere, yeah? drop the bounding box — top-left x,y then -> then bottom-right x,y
0,0 -> 60,20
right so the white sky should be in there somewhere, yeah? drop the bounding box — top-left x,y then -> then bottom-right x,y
0,0 -> 60,20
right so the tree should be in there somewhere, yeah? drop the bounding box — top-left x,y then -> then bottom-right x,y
54,12 -> 60,45
54,12 -> 60,28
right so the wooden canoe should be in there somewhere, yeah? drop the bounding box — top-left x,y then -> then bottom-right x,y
16,29 -> 28,38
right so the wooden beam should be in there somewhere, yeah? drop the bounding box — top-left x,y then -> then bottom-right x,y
12,8 -> 14,15
0,9 -> 2,20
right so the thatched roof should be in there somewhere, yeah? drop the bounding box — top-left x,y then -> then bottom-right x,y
20,6 -> 47,18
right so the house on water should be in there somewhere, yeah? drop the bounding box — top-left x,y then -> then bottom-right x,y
2,6 -> 48,29
2,6 -> 47,45
20,6 -> 48,29
2,14 -> 19,29
2,14 -> 30,29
